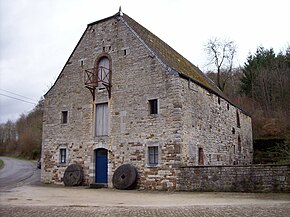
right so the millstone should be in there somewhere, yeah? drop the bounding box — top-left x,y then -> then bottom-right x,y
63,164 -> 83,186
112,164 -> 137,190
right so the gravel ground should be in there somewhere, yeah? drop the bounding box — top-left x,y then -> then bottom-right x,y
1,204 -> 290,217
1,185 -> 290,217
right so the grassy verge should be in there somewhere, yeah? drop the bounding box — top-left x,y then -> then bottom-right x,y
0,159 -> 4,169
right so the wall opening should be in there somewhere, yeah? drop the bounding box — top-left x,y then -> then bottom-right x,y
149,99 -> 158,115
236,110 -> 240,128
198,147 -> 204,165
61,111 -> 68,124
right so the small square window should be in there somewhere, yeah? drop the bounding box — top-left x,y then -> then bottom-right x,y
148,146 -> 158,165
149,99 -> 158,115
61,111 -> 68,124
60,148 -> 66,163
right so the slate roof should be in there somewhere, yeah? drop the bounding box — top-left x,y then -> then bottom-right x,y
121,13 -> 227,99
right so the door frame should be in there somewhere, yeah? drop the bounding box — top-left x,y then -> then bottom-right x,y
95,148 -> 108,184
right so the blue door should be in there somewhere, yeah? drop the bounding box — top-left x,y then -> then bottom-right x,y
95,149 -> 108,183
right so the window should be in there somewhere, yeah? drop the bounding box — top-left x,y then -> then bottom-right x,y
97,57 -> 110,87
238,136 -> 241,152
208,154 -> 211,163
60,148 -> 66,163
236,110 -> 240,128
148,146 -> 158,165
198,148 -> 204,165
95,103 -> 108,136
149,99 -> 158,115
61,111 -> 68,124
232,127 -> 235,134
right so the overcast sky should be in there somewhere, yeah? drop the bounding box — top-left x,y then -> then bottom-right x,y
0,0 -> 289,123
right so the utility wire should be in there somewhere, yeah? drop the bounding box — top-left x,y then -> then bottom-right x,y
0,88 -> 38,103
0,93 -> 36,105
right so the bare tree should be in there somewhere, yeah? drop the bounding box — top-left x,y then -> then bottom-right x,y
205,38 -> 237,91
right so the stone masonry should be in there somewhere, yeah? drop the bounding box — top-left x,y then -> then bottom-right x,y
178,164 -> 289,192
41,11 -> 253,190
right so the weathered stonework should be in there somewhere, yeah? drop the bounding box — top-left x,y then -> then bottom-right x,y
41,12 -> 253,190
178,164 -> 290,192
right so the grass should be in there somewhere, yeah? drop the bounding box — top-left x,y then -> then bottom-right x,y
0,159 -> 4,169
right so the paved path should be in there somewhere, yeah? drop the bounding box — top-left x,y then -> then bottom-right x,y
0,157 -> 40,190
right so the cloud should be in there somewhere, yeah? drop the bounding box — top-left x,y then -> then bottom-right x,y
0,0 -> 289,123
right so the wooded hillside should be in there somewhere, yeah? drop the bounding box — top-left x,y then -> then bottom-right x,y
208,46 -> 290,163
0,99 -> 43,159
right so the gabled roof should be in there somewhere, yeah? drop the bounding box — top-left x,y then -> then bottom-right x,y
120,13 -> 227,100
46,11 -> 246,113
87,12 -> 226,99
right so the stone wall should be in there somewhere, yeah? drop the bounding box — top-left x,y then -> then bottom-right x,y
178,164 -> 290,192
180,78 -> 253,167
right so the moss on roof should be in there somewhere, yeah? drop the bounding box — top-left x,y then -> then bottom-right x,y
122,13 -> 227,99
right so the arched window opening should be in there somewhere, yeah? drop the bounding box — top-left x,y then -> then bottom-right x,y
97,57 -> 110,87
84,55 -> 112,99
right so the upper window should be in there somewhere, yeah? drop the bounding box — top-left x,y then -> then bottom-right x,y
149,99 -> 158,115
60,148 -> 67,163
95,103 -> 109,136
61,111 -> 68,124
148,146 -> 158,166
97,57 -> 110,87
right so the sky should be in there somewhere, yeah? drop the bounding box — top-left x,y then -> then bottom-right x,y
0,0 -> 289,123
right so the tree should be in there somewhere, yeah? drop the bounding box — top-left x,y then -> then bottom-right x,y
0,98 -> 44,159
240,46 -> 290,112
0,121 -> 17,155
205,38 -> 237,91
240,46 -> 290,138
207,67 -> 242,99
16,98 -> 44,159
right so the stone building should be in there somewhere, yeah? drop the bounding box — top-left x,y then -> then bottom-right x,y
41,11 -> 253,190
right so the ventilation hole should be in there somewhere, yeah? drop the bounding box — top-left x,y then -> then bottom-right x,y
124,49 -> 127,55
121,174 -> 126,179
